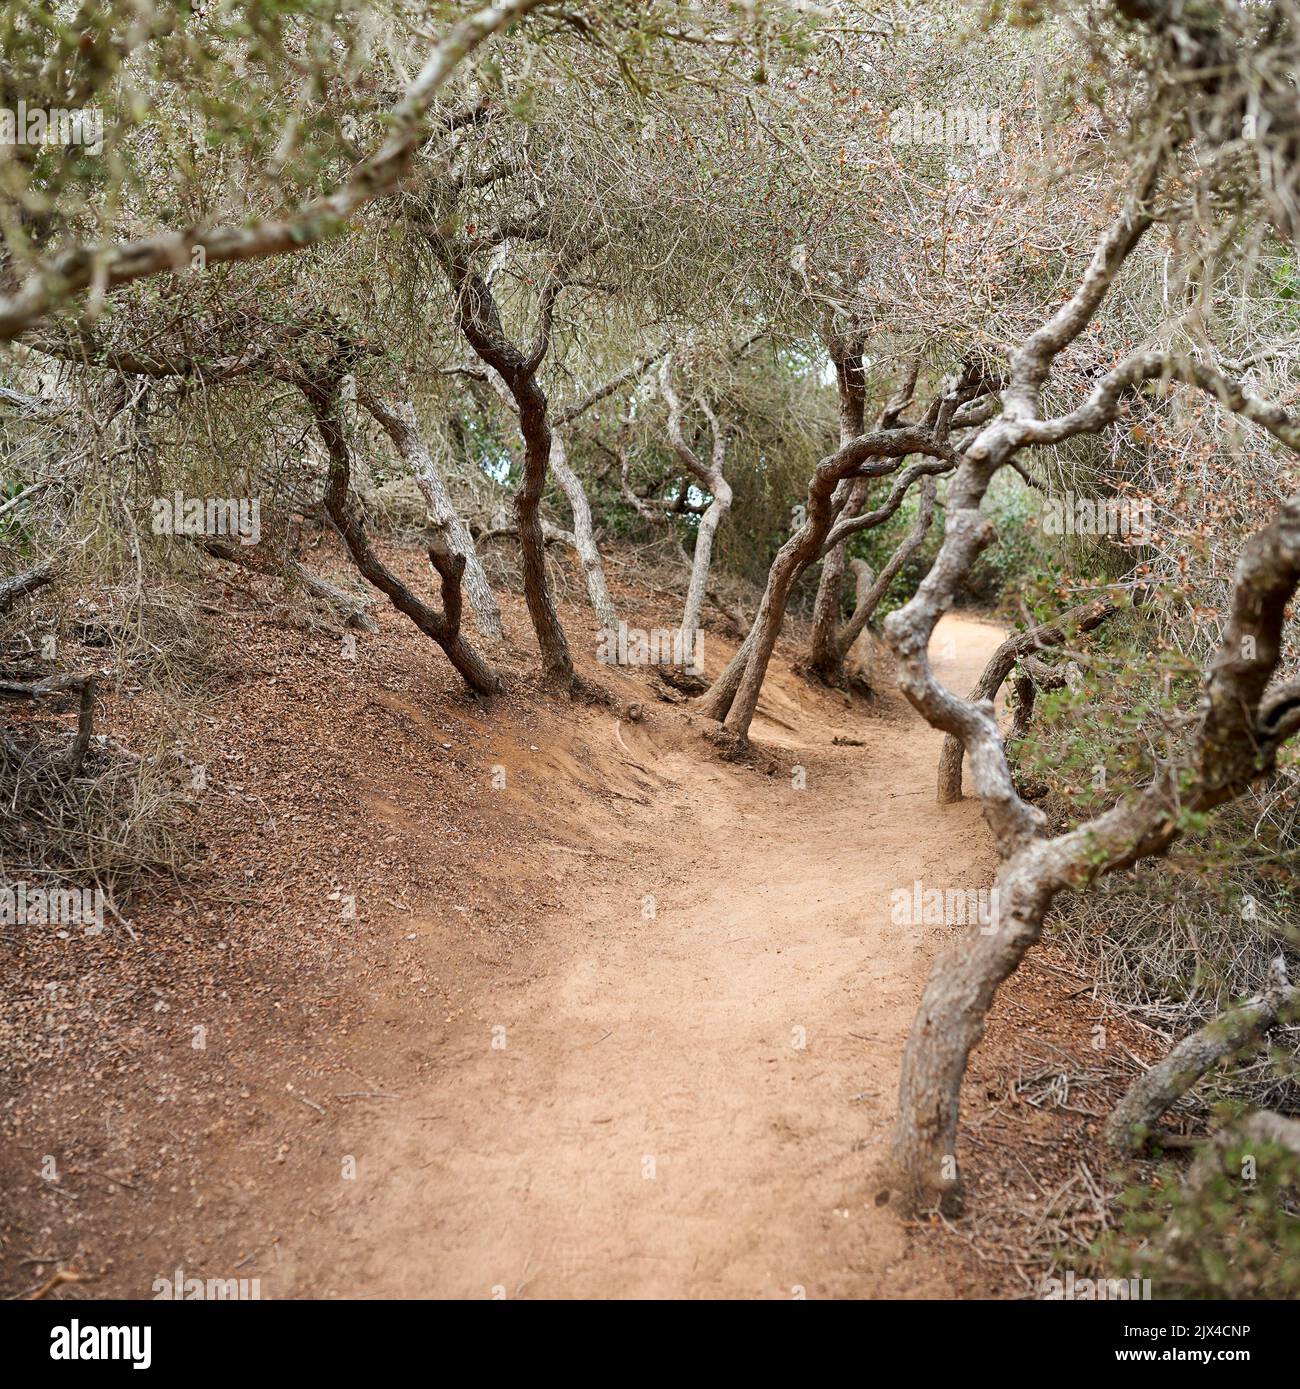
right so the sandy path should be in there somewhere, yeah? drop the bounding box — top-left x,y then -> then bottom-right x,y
303,614 -> 1004,1298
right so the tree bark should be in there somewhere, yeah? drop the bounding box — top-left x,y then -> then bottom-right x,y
936,595 -> 1117,803
682,477 -> 732,640
429,236 -> 575,684
879,166 -> 1300,1209
695,429 -> 957,743
1106,957 -> 1298,1153
840,558 -> 879,687
806,350 -> 918,686
547,432 -> 618,632
836,474 -> 938,662
721,529 -> 824,740
659,358 -> 734,643
804,489 -> 864,684
360,389 -> 504,640
892,503 -> 1300,1208
805,344 -> 870,684
1007,656 -> 1064,742
693,621 -> 757,722
0,561 -> 55,614
303,373 -> 500,696
713,358 -> 969,737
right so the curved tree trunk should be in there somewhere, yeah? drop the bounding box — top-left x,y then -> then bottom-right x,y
548,433 -> 618,632
892,856 -> 1056,1212
681,477 -> 733,639
804,345 -> 869,685
886,174 -> 1300,1210
936,595 -> 1117,803
303,372 -> 501,696
693,622 -> 756,722
804,346 -> 914,686
896,635 -> 1300,1213
696,432 -> 953,744
836,474 -> 938,662
803,485 -> 864,685
426,230 -> 576,686
513,388 -> 576,683
658,357 -> 734,644
805,543 -> 848,681
360,389 -> 504,641
841,558 -> 878,685
722,529 -> 823,739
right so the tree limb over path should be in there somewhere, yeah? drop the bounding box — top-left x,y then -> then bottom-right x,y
884,147 -> 1300,1212
695,356 -> 994,745
0,0 -> 547,343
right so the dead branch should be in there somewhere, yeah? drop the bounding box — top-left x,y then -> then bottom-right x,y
1106,957 -> 1299,1154
0,562 -> 56,615
202,540 -> 380,633
0,673 -> 96,773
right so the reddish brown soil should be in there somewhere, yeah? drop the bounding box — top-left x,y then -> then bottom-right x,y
0,537 -> 1157,1299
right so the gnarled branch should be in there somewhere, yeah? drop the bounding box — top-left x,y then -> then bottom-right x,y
1106,957 -> 1299,1154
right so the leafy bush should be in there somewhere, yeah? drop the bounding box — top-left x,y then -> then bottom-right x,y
1104,1132 -> 1300,1299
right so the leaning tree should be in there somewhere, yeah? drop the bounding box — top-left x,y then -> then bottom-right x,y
887,0 -> 1300,1210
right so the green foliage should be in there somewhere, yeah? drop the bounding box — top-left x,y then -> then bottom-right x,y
1272,261 -> 1300,313
965,473 -> 1059,608
1102,1136 -> 1300,1299
1011,617 -> 1198,818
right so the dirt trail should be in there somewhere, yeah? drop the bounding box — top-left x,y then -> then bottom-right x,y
284,613 -> 1004,1299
